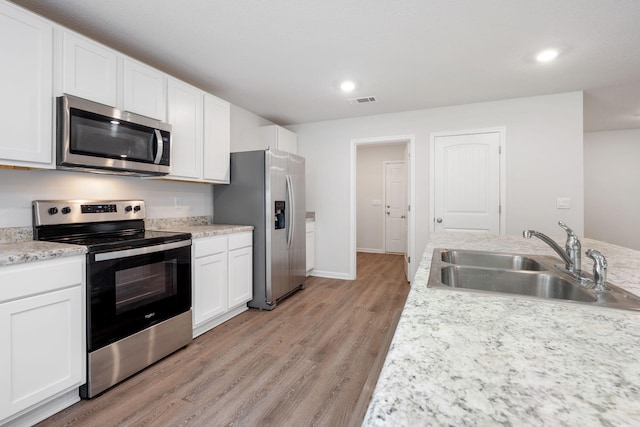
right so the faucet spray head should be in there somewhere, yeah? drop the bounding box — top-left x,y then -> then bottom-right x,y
523,230 -> 533,238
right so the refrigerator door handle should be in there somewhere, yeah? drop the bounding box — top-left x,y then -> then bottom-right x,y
286,174 -> 295,249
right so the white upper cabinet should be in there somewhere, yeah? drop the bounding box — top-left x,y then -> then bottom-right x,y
0,1 -> 229,177
260,125 -> 298,154
58,30 -> 167,121
203,94 -> 230,183
0,1 -> 53,168
167,78 -> 204,180
165,81 -> 231,184
123,58 -> 166,121
60,30 -> 118,107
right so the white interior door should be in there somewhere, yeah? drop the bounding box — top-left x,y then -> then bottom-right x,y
433,131 -> 501,233
385,161 -> 407,253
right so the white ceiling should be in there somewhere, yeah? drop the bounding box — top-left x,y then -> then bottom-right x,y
10,0 -> 640,131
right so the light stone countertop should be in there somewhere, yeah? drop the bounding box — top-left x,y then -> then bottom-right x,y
0,220 -> 253,267
0,240 -> 87,266
363,232 -> 640,426
149,224 -> 254,239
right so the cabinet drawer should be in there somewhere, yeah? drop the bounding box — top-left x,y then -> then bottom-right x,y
0,257 -> 84,303
228,232 -> 252,250
194,236 -> 227,258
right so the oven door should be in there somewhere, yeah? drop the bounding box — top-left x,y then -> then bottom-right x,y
87,240 -> 191,352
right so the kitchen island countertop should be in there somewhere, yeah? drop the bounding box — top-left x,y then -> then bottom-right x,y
363,232 -> 640,426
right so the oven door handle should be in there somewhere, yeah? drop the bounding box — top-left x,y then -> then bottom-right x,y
94,240 -> 191,262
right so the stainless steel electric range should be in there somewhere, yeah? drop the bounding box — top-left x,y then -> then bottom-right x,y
32,200 -> 192,398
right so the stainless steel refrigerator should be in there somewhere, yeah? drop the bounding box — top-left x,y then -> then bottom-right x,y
213,148 -> 306,310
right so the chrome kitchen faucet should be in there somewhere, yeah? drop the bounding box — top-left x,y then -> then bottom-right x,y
523,220 -> 581,274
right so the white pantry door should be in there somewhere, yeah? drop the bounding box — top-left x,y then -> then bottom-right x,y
433,131 -> 501,233
385,161 -> 407,253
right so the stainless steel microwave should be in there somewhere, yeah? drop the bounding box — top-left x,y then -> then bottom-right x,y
57,95 -> 171,176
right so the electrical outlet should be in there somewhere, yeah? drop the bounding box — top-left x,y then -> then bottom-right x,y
174,196 -> 182,208
556,197 -> 571,209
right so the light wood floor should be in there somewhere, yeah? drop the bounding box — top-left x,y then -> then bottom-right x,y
37,252 -> 409,427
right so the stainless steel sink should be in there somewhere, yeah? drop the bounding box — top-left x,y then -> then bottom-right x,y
440,249 -> 547,271
440,265 -> 596,302
428,248 -> 640,311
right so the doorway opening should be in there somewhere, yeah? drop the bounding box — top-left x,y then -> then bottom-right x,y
351,135 -> 416,282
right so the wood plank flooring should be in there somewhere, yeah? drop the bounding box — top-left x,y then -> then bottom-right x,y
37,252 -> 409,427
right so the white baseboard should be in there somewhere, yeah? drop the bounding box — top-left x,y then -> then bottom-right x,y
356,248 -> 384,254
3,389 -> 80,427
192,304 -> 249,338
308,270 -> 353,280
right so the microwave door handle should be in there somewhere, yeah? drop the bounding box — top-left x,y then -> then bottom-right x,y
153,129 -> 164,164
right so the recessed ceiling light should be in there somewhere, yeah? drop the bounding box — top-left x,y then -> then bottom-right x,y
340,81 -> 356,93
536,49 -> 559,63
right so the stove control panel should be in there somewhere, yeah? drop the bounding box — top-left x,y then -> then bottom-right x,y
33,200 -> 146,226
82,204 -> 118,214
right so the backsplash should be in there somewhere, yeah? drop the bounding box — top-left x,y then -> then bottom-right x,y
0,227 -> 32,244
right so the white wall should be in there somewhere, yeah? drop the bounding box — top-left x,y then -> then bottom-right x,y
290,92 -> 584,279
584,129 -> 640,250
0,102 -> 272,228
356,144 -> 405,252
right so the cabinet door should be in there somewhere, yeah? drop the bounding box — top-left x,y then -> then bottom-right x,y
203,94 -> 230,183
277,127 -> 298,154
61,31 -> 117,106
0,287 -> 83,420
193,252 -> 228,326
167,79 -> 203,180
228,246 -> 253,309
0,2 -> 53,167
306,229 -> 315,274
260,125 -> 298,154
123,58 -> 166,121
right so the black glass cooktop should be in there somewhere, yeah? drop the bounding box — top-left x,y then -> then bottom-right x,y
42,228 -> 191,252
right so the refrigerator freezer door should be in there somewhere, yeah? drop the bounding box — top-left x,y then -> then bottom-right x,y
267,149 -> 291,302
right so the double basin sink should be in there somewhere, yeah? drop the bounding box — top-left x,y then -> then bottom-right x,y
427,249 -> 640,311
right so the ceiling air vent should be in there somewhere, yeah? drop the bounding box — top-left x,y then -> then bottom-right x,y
348,96 -> 377,104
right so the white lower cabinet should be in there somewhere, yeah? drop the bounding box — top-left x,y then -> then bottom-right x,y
192,232 -> 252,338
227,234 -> 253,308
0,256 -> 85,426
306,221 -> 315,275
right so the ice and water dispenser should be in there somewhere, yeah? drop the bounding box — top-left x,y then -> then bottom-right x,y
275,201 -> 286,229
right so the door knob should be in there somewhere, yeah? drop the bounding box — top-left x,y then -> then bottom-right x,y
436,217 -> 443,223
386,211 -> 390,216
